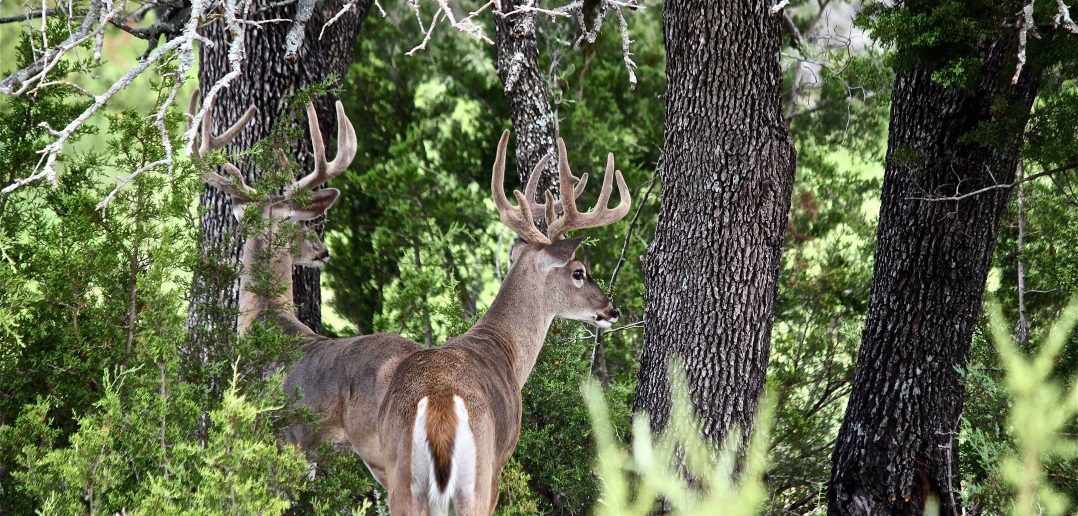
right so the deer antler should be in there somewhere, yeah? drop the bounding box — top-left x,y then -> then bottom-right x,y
492,131 -> 631,244
287,100 -> 357,195
190,89 -> 257,201
528,161 -> 589,225
545,137 -> 630,241
492,130 -> 553,245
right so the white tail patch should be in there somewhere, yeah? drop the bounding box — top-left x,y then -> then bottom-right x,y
410,395 -> 477,516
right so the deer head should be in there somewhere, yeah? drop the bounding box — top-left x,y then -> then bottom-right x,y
491,130 -> 631,328
191,91 -> 356,268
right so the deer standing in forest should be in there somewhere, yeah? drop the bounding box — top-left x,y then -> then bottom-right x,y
376,130 -> 630,515
196,95 -> 630,514
192,92 -> 421,467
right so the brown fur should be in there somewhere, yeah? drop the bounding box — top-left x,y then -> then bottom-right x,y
425,394 -> 458,491
378,242 -> 618,515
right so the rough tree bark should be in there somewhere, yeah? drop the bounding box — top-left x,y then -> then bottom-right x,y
633,0 -> 795,444
826,18 -> 1040,516
185,0 -> 375,364
494,1 -> 558,195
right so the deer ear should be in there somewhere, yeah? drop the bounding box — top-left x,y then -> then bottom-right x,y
291,188 -> 340,221
538,236 -> 585,271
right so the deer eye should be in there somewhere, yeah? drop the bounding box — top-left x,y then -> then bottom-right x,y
572,269 -> 585,281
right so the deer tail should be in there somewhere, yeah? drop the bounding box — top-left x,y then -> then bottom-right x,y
411,394 -> 476,515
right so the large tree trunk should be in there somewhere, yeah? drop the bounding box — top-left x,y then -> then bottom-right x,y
633,0 -> 795,445
185,0 -> 374,368
826,20 -> 1040,516
494,1 -> 558,194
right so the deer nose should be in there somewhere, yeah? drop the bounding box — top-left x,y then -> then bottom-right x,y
317,249 -> 330,261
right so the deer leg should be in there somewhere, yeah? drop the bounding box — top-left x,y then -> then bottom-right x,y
487,475 -> 501,516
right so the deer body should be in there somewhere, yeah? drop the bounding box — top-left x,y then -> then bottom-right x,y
375,132 -> 630,515
197,96 -> 630,515
378,256 -> 557,514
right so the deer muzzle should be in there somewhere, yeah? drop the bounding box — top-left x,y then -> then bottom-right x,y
595,305 -> 619,328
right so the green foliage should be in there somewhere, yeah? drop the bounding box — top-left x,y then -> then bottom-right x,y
584,363 -> 773,515
989,301 -> 1078,516
857,0 -> 996,89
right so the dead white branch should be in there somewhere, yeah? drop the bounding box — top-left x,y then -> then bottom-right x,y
320,0 -> 357,39
3,35 -> 189,194
1056,0 -> 1078,32
1013,0 -> 1036,85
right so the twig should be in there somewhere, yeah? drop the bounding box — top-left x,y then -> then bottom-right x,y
909,162 -> 1078,202
581,319 -> 644,340
320,0 -> 357,39
0,8 -> 83,24
606,168 -> 657,298
612,3 -> 637,90
587,167 -> 657,384
96,160 -> 169,213
0,0 -> 104,96
1016,160 -> 1030,347
406,8 -> 443,56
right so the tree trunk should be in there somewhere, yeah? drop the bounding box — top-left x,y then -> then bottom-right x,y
826,25 -> 1040,516
185,0 -> 374,367
633,0 -> 795,445
494,1 -> 558,195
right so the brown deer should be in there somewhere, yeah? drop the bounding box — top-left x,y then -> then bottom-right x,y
192,93 -> 421,474
377,130 -> 631,515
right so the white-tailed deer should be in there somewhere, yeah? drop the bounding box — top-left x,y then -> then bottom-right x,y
192,93 -> 421,475
377,130 -> 631,515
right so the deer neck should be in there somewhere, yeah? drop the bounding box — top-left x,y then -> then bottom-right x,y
472,265 -> 555,389
237,223 -> 295,336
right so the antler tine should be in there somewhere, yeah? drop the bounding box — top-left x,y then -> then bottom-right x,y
525,152 -> 591,222
195,92 -> 256,159
522,154 -> 551,221
204,163 -> 257,201
546,139 -> 631,241
190,89 -> 259,201
290,100 -> 357,194
491,130 -> 551,245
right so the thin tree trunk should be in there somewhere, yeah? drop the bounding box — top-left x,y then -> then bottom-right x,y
633,0 -> 795,446
826,21 -> 1040,515
494,1 -> 558,196
185,0 -> 374,368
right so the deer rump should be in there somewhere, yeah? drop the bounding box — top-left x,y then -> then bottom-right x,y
411,394 -> 477,511
382,340 -> 521,516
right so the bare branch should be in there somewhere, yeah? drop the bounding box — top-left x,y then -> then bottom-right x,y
400,0 -> 641,90
0,0 -> 104,96
3,35 -> 189,194
0,8 -> 82,24
285,0 -> 317,59
908,162 -> 1078,203
320,0 -> 357,39
96,160 -> 170,214
1013,0 -> 1036,85
1056,0 -> 1078,33
771,0 -> 791,14
612,3 -> 637,90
